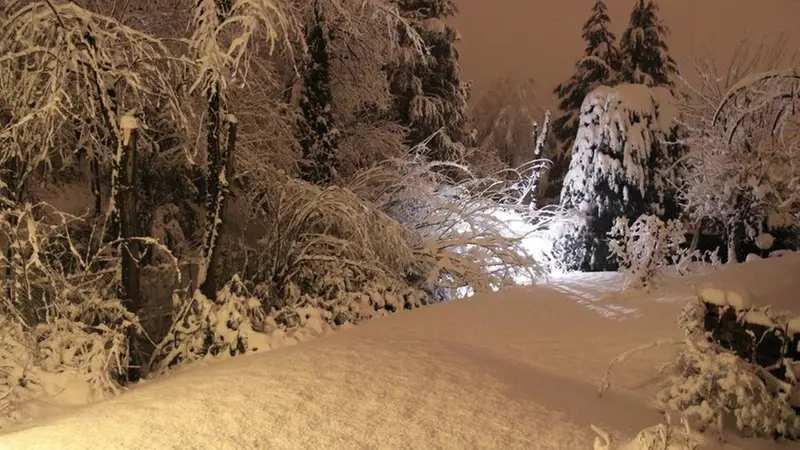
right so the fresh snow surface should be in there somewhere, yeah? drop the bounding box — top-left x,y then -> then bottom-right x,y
2,255 -> 800,449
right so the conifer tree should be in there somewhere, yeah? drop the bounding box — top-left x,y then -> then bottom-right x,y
555,84 -> 679,272
552,0 -> 621,162
298,0 -> 339,184
387,0 -> 471,163
619,0 -> 678,88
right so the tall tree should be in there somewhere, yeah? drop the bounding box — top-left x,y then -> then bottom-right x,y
387,0 -> 471,163
552,0 -> 621,187
555,84 -> 680,272
298,0 -> 339,184
619,0 -> 678,88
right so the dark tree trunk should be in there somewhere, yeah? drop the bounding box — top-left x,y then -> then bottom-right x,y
199,86 -> 236,301
1,157 -> 21,307
690,217 -> 703,252
91,157 -> 102,217
117,117 -> 141,381
298,0 -> 338,184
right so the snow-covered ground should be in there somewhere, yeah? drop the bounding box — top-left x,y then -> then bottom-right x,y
1,255 -> 800,449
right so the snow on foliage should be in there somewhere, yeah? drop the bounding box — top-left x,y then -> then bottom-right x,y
553,0 -> 622,160
556,83 -> 681,271
653,287 -> 800,441
0,204 -> 141,427
345,156 -> 546,294
608,214 -> 688,290
657,337 -> 800,440
618,0 -> 678,89
678,47 -> 800,261
561,84 -> 676,217
148,155 -> 551,373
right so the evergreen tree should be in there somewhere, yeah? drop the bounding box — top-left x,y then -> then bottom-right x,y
619,0 -> 678,88
555,84 -> 680,272
387,0 -> 471,163
552,0 -> 621,164
298,0 -> 339,184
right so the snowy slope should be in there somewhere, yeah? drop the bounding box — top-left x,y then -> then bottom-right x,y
1,255 -> 800,449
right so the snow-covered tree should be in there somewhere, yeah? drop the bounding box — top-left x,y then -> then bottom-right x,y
188,0 -> 295,298
552,0 -> 621,167
555,84 -> 681,271
387,0 -> 471,163
619,0 -> 678,88
470,77 -> 558,203
292,0 -> 426,182
297,0 -> 339,184
678,38 -> 800,261
472,77 -> 543,169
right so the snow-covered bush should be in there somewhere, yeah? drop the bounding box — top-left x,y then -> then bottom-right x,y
148,276 -> 267,374
608,214 -> 687,289
678,47 -> 800,262
0,204 -> 141,426
209,156 -> 544,333
347,156 -> 545,293
593,414 -> 707,450
655,290 -> 800,440
657,337 -> 800,439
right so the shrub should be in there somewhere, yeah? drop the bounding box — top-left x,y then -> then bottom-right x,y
608,214 -> 688,289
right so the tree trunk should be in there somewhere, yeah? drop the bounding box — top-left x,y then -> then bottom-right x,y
298,0 -> 338,184
727,221 -> 743,264
199,103 -> 236,301
690,217 -> 703,252
91,157 -> 102,217
1,157 -> 21,309
117,115 -> 141,380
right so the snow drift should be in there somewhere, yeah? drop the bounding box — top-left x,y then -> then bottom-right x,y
1,254 -> 799,449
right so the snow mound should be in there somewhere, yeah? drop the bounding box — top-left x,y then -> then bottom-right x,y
698,286 -> 754,310
696,252 -> 800,332
745,253 -> 762,262
0,283 -> 684,449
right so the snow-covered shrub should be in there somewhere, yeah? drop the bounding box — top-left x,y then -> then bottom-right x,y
656,289 -> 800,441
556,84 -> 684,272
593,414 -> 707,450
148,275 -> 267,375
347,156 -> 545,293
207,156 -> 544,336
0,204 -> 141,426
678,49 -> 800,262
608,214 -> 687,289
657,337 -> 800,439
242,167 -> 427,307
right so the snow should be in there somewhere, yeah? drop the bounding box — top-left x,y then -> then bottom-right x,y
482,207 -> 558,278
698,252 -> 800,333
2,256 -> 800,449
119,114 -> 137,146
560,83 -> 677,219
746,253 -> 763,262
698,286 -> 754,310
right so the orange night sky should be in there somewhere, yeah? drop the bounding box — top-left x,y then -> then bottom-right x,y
450,0 -> 800,107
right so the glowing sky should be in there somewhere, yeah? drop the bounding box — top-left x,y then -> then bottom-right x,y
451,0 -> 800,106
